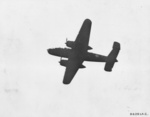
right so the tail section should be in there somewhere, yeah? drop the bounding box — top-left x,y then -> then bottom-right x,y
104,42 -> 120,72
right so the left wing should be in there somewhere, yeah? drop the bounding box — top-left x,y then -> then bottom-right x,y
63,59 -> 80,84
73,19 -> 92,52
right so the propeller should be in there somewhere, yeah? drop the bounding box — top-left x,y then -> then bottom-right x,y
65,38 -> 68,44
59,56 -> 62,63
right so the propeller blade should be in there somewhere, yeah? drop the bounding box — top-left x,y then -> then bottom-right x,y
59,57 -> 62,63
65,38 -> 68,44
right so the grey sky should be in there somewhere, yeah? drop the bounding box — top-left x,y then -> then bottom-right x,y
0,0 -> 150,117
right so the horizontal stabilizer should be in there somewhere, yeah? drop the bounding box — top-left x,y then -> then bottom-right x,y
104,42 -> 120,72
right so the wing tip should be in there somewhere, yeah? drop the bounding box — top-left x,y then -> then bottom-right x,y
84,18 -> 92,24
63,80 -> 71,85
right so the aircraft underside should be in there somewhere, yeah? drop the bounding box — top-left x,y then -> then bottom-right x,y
47,19 -> 120,84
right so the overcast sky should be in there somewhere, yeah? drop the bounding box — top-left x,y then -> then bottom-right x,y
0,0 -> 150,117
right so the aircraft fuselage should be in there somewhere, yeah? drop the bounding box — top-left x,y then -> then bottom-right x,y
47,48 -> 106,62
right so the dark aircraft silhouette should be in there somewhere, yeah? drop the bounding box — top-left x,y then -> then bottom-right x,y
47,19 -> 120,84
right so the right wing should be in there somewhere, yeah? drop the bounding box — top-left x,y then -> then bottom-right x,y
63,59 -> 80,84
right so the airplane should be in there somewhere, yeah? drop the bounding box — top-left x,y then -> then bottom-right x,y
47,19 -> 120,84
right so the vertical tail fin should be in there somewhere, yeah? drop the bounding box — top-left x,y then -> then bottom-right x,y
104,42 -> 120,72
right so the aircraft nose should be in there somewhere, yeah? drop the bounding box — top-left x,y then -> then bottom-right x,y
47,48 -> 53,54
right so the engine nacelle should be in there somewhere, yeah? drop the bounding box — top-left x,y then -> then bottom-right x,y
88,46 -> 93,50
66,41 -> 92,50
66,41 -> 74,48
59,60 -> 86,68
59,60 -> 68,67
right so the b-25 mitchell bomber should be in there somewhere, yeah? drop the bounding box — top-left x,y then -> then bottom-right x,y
47,19 -> 120,84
